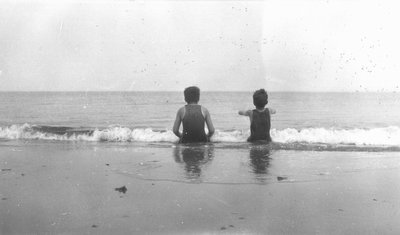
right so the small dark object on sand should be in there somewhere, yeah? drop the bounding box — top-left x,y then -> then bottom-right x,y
105,164 -> 110,166
92,225 -> 98,228
1,169 -> 11,171
277,176 -> 288,181
115,186 -> 127,194
220,226 -> 226,230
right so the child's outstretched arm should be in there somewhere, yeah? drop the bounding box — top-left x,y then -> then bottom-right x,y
268,108 -> 276,114
238,110 -> 251,116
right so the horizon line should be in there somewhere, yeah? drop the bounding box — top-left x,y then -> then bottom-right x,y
0,90 -> 398,93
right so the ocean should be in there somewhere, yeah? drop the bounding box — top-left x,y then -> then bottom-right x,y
0,91 -> 399,151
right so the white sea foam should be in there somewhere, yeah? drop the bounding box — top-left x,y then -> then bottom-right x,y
91,127 -> 177,142
1,124 -> 400,147
271,126 -> 400,146
0,124 -> 178,142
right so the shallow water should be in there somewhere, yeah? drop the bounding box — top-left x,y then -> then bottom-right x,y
1,92 -> 400,150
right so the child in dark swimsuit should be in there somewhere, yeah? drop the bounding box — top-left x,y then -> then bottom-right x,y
239,89 -> 276,142
173,86 -> 215,143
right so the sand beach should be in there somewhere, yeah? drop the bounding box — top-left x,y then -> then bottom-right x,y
1,140 -> 400,234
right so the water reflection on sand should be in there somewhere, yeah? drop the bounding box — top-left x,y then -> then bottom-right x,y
173,144 -> 214,180
172,143 -> 273,184
249,144 -> 272,183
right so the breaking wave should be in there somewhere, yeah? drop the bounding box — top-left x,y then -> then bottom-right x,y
1,124 -> 400,150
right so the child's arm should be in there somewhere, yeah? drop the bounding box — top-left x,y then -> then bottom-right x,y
238,110 -> 252,116
203,108 -> 215,138
172,108 -> 184,138
268,108 -> 276,114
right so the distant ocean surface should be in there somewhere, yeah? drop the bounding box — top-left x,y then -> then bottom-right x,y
1,92 -> 400,151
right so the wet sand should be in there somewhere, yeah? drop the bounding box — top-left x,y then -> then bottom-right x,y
1,141 -> 400,234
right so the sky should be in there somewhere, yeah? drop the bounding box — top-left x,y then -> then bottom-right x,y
0,0 -> 399,92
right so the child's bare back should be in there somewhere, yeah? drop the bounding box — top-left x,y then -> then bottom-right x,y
173,86 -> 214,143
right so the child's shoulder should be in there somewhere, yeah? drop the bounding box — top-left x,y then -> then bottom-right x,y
200,105 -> 209,110
200,105 -> 210,117
176,106 -> 186,116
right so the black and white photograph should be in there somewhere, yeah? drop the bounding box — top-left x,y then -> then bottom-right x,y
1,0 -> 400,234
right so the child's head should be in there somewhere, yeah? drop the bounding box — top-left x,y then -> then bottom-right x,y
184,86 -> 200,104
253,89 -> 268,109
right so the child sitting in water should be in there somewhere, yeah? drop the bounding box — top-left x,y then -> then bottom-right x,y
239,89 -> 275,142
173,86 -> 215,143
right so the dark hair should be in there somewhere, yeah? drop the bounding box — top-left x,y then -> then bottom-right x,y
184,86 -> 200,103
253,89 -> 268,109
